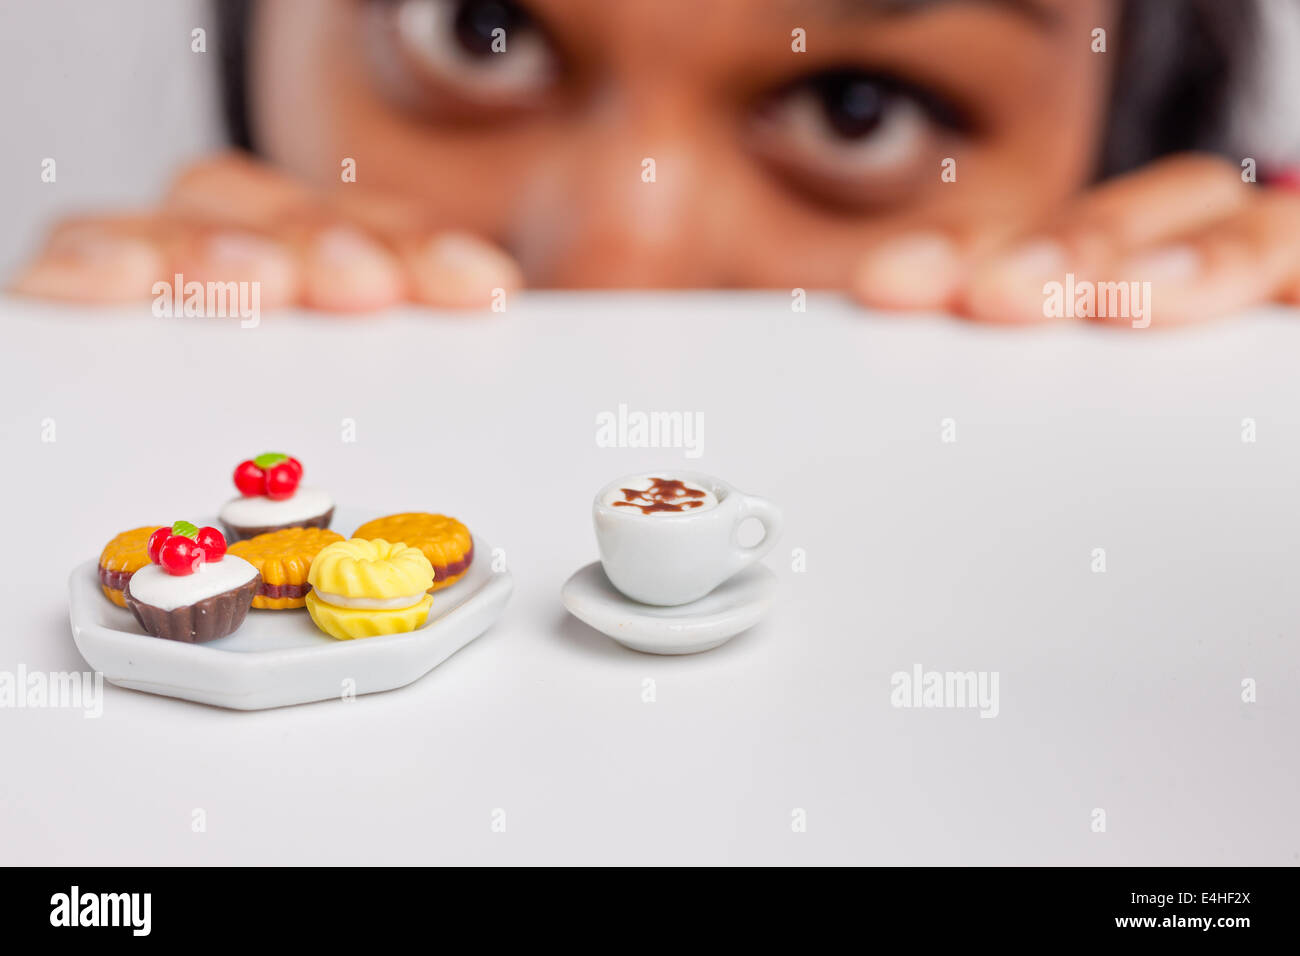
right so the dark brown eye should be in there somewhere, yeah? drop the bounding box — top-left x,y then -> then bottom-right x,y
812,71 -> 891,140
451,0 -> 534,58
387,0 -> 558,102
750,69 -> 969,207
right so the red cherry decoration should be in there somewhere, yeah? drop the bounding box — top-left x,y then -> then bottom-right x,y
147,527 -> 171,564
234,459 -> 266,497
264,462 -> 300,500
234,453 -> 302,498
159,536 -> 204,576
195,526 -> 227,562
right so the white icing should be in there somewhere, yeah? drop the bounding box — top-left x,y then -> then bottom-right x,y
219,486 -> 333,528
313,590 -> 426,610
601,476 -> 718,515
126,556 -> 258,611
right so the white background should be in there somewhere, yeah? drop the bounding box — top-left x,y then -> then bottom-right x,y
2,293 -> 1298,865
0,0 -> 218,277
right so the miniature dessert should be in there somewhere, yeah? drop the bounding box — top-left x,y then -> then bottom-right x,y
593,471 -> 783,607
304,538 -> 434,640
219,452 -> 334,542
352,513 -> 473,591
124,521 -> 258,643
98,525 -> 165,607
228,526 -> 345,609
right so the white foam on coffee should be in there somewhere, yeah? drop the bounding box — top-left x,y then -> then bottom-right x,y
601,476 -> 718,515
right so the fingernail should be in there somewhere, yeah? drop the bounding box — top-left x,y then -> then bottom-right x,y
206,231 -> 284,264
198,232 -> 298,309
311,227 -> 390,265
991,240 -> 1067,279
854,233 -> 959,309
1112,245 -> 1204,328
965,240 -> 1068,323
1124,244 -> 1201,282
303,227 -> 403,312
47,231 -> 156,266
411,232 -> 521,308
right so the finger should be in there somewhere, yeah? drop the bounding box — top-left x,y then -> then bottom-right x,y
9,215 -> 168,303
163,152 -> 316,228
166,225 -> 301,311
179,215 -> 405,314
277,220 -> 406,313
852,222 -> 1029,311
1093,191 -> 1300,327
852,154 -> 1250,316
10,213 -> 303,311
962,153 -> 1254,324
1049,153 -> 1249,250
851,232 -> 967,312
168,154 -> 519,309
326,191 -> 522,308
386,231 -> 517,309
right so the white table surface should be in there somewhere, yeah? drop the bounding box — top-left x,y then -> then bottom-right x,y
2,292 -> 1298,866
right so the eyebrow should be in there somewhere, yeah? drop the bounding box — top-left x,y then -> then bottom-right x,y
826,0 -> 1062,30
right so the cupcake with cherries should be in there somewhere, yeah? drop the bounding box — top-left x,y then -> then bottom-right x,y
219,452 -> 334,543
124,522 -> 259,643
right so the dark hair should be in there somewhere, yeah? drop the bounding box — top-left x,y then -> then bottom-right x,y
217,0 -> 257,153
1098,0 -> 1258,177
215,0 -> 1258,179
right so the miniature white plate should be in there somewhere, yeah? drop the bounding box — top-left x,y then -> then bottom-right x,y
68,508 -> 511,710
560,561 -> 776,655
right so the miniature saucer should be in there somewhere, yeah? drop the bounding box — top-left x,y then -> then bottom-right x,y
68,507 -> 512,710
560,561 -> 776,655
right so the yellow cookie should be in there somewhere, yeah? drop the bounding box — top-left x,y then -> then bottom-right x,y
98,526 -> 165,608
305,591 -> 434,640
228,527 -> 344,609
305,538 -> 436,640
352,513 -> 473,591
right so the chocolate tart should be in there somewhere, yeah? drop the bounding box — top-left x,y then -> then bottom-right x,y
124,559 -> 260,644
221,507 -> 335,544
218,484 -> 336,544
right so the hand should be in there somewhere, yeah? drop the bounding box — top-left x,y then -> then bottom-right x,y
852,154 -> 1300,327
9,152 -> 522,312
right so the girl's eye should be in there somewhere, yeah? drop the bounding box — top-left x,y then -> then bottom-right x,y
386,0 -> 558,102
753,70 -> 965,207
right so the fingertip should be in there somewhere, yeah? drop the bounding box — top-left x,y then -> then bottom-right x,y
9,233 -> 164,303
406,232 -> 522,309
961,241 -> 1068,325
851,233 -> 961,312
180,231 -> 301,312
300,227 -> 405,313
1102,244 -> 1206,328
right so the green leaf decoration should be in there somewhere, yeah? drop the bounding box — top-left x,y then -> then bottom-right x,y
171,520 -> 200,539
253,452 -> 288,469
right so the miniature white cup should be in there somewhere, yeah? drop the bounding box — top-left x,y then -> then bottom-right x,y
593,472 -> 783,606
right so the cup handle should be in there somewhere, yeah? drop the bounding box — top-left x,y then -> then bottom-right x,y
728,494 -> 783,573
